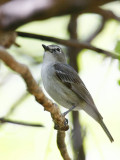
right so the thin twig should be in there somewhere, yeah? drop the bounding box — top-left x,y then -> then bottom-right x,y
0,118 -> 44,127
17,31 -> 120,60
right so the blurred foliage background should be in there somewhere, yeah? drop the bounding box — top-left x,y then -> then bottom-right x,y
0,1 -> 120,160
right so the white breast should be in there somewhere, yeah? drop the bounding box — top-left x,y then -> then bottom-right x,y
41,62 -> 56,95
41,62 -> 81,109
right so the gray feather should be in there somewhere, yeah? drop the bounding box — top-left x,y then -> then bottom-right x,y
54,63 -> 103,119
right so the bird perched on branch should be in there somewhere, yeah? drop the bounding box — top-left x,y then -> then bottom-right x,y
41,44 -> 114,142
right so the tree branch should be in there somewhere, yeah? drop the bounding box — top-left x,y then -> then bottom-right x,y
0,33 -> 71,160
0,0 -> 117,30
17,31 -> 120,60
0,46 -> 69,131
68,14 -> 85,160
92,8 -> 120,21
57,131 -> 71,160
0,117 -> 44,127
0,31 -> 17,48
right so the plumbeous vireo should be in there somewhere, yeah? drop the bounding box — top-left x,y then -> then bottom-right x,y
41,44 -> 114,142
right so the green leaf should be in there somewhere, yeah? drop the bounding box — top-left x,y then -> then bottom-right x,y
115,40 -> 120,54
117,79 -> 120,86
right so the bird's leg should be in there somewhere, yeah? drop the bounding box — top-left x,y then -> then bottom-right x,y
63,106 -> 76,116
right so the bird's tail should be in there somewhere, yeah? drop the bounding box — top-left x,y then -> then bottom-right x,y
83,105 -> 114,142
99,119 -> 114,142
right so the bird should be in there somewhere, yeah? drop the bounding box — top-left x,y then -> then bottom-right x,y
41,44 -> 114,142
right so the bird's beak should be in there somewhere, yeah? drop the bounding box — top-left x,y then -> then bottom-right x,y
42,44 -> 49,51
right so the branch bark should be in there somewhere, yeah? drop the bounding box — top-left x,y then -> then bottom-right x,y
0,46 -> 68,131
57,131 -> 71,160
0,34 -> 71,159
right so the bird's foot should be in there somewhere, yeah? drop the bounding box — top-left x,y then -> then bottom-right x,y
62,106 -> 76,116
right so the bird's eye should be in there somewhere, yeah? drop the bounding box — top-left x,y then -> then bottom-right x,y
56,48 -> 60,52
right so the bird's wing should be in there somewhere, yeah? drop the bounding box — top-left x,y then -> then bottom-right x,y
54,63 -> 95,107
54,63 -> 103,119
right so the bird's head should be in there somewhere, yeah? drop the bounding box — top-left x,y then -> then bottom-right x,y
42,44 -> 66,63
